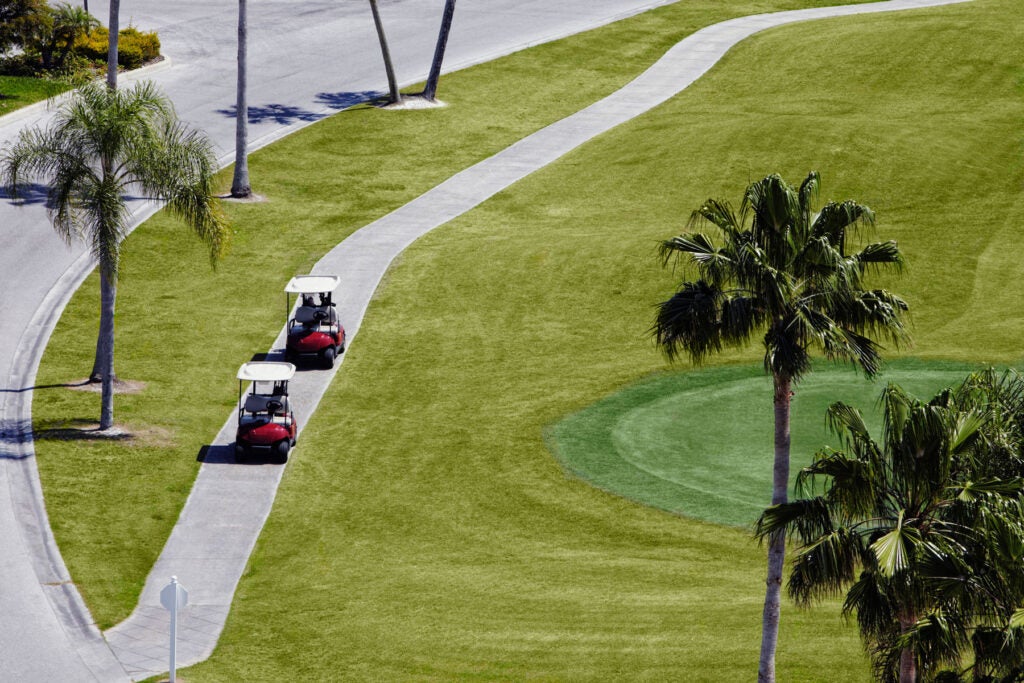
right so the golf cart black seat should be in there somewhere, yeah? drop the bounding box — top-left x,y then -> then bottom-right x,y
244,394 -> 271,414
295,306 -> 318,325
243,394 -> 289,423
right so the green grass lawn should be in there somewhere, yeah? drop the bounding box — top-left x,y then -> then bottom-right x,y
32,0 -> 878,632
0,75 -> 69,115
186,0 -> 1020,680
549,359 -> 985,528
29,0 -> 1024,679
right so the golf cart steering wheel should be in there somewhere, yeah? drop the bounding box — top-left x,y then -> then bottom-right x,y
266,400 -> 283,414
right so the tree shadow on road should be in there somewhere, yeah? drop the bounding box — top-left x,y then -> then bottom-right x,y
217,103 -> 324,125
315,90 -> 381,111
0,182 -> 52,207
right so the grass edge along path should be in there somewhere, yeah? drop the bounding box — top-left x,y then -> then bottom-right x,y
189,0 -> 1021,681
30,0 -> 882,634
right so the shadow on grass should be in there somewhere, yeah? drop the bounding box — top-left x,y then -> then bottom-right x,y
33,418 -> 133,442
0,379 -> 92,394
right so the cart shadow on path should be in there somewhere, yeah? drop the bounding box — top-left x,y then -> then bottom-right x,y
197,444 -> 283,466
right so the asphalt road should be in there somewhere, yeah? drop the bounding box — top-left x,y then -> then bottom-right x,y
0,1 -> 680,680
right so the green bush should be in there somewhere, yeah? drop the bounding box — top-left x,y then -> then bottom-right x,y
74,25 -> 160,69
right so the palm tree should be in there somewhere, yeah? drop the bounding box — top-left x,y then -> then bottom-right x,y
422,0 -> 456,101
756,380 -> 1024,682
369,0 -> 400,105
653,171 -> 909,683
230,0 -> 251,198
106,0 -> 118,88
1,80 -> 228,430
49,3 -> 100,70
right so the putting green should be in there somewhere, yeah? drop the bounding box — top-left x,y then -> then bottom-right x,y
548,359 -> 981,528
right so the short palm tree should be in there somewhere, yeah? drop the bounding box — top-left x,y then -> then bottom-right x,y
1,79 -> 228,430
653,171 -> 909,683
757,380 -> 1024,682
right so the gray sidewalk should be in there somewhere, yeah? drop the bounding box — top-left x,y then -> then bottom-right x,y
102,0 -> 970,679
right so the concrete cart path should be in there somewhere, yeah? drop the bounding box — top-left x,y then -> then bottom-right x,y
102,0 -> 970,679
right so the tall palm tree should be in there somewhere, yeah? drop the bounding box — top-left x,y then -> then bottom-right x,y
106,0 -> 118,88
369,0 -> 400,105
423,0 -> 456,101
1,80 -> 228,430
653,171 -> 909,683
230,0 -> 251,198
756,380 -> 1024,682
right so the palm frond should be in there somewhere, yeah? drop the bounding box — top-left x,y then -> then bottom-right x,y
855,240 -> 905,272
871,510 -> 922,578
652,280 -> 725,363
810,199 -> 876,250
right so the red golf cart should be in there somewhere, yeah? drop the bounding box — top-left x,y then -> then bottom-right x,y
235,361 -> 297,463
284,275 -> 345,369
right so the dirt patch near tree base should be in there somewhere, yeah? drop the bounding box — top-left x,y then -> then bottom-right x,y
378,94 -> 447,110
33,419 -> 175,447
65,378 -> 147,395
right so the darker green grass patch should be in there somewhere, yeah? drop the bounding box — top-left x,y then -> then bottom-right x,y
548,359 -> 985,528
0,76 -> 68,115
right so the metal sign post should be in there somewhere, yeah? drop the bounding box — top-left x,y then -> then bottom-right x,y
160,576 -> 189,683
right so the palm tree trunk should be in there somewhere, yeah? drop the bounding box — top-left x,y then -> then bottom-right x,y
369,0 -> 400,105
96,267 -> 116,430
106,0 -> 119,89
898,614 -> 917,683
758,374 -> 792,683
422,0 -> 456,101
230,0 -> 251,198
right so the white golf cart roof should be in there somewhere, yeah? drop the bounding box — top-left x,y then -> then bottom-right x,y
237,361 -> 296,382
285,275 -> 339,295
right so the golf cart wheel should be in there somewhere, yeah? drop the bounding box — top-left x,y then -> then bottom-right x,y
235,443 -> 248,463
322,346 -> 336,369
338,341 -> 345,353
274,439 -> 290,463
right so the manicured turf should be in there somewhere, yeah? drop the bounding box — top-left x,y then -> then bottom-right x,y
188,0 -> 1021,680
31,0 -> 872,633
28,0 -> 1022,679
0,76 -> 69,115
549,360 -> 983,528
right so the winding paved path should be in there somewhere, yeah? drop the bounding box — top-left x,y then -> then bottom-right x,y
0,0 -> 970,680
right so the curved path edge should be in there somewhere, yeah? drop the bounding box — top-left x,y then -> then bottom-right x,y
12,0 -> 972,680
